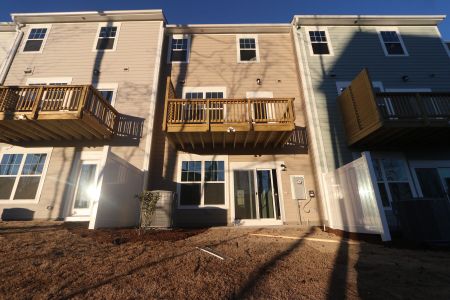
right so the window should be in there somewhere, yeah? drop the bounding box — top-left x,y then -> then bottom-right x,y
372,157 -> 413,208
237,35 -> 259,62
179,160 -> 226,207
99,90 -> 114,104
309,31 -> 330,55
95,25 -> 119,51
0,152 -> 49,201
182,88 -> 226,122
378,30 -> 408,56
169,35 -> 190,63
23,27 -> 49,52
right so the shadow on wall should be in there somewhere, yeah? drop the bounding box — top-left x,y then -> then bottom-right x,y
310,29 -> 450,169
1,208 -> 34,221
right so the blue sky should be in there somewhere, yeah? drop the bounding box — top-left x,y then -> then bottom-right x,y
2,0 -> 450,38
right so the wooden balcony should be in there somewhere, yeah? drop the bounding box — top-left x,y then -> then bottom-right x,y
162,77 -> 296,149
338,69 -> 450,148
0,85 -> 143,144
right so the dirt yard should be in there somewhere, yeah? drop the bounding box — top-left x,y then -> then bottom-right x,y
0,222 -> 450,299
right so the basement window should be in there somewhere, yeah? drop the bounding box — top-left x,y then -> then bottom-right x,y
96,26 -> 118,50
378,30 -> 408,56
0,152 -> 50,201
170,35 -> 190,63
237,35 -> 259,62
309,31 -> 330,55
179,160 -> 226,207
23,27 -> 49,52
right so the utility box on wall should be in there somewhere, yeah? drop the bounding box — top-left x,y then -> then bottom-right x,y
290,175 -> 306,200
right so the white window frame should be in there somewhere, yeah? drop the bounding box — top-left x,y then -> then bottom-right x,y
409,160 -> 450,198
21,24 -> 52,54
371,152 -> 418,210
336,81 -> 384,95
0,147 -> 53,203
167,34 -> 191,64
176,154 -> 228,209
304,26 -> 334,56
236,34 -> 260,63
94,83 -> 118,106
182,87 -> 227,99
377,27 -> 409,57
92,22 -> 121,52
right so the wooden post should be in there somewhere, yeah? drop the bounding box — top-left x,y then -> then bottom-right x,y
31,86 -> 44,120
77,86 -> 89,118
206,98 -> 210,131
247,98 -> 252,129
415,93 -> 429,125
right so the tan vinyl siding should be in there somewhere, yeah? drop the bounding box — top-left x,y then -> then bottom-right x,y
150,31 -> 321,226
0,21 -> 163,220
0,31 -> 16,72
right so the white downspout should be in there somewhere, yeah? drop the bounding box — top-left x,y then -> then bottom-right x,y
0,22 -> 24,85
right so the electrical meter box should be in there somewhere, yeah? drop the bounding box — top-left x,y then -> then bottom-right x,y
290,175 -> 306,200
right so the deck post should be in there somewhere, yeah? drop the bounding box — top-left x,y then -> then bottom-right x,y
31,86 -> 44,120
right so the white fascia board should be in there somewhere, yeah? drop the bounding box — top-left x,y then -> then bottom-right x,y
166,23 -> 291,34
292,15 -> 446,26
11,9 -> 166,24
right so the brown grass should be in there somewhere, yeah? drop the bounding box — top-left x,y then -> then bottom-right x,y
0,221 -> 449,299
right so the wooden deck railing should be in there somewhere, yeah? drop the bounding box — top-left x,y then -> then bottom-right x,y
375,92 -> 450,120
0,85 -> 143,138
166,98 -> 295,126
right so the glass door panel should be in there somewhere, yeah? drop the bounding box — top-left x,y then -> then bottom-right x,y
438,168 -> 450,200
256,170 -> 275,219
72,162 -> 98,216
233,170 -> 257,219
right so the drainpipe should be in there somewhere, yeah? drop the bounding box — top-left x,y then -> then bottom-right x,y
0,22 -> 24,85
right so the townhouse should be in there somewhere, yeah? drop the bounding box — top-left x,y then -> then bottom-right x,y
149,23 -> 321,227
1,10 -> 449,239
0,10 -> 165,228
292,15 -> 450,240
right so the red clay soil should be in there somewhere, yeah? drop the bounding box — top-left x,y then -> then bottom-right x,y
1,221 -> 450,299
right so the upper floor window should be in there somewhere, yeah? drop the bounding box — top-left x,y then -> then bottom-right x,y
309,30 -> 330,55
378,30 -> 408,56
169,35 -> 190,63
99,90 -> 114,104
237,36 -> 259,62
23,26 -> 50,52
96,26 -> 118,50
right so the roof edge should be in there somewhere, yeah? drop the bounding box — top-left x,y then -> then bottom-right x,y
11,9 -> 166,24
292,15 -> 446,26
166,23 -> 291,34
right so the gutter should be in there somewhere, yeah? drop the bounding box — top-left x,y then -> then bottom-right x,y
0,22 -> 23,85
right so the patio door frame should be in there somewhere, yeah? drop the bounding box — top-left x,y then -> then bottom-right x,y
65,151 -> 103,220
409,160 -> 450,200
229,161 -> 285,225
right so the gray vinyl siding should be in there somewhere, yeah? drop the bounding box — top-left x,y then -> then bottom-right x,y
298,25 -> 450,170
0,30 -> 16,73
